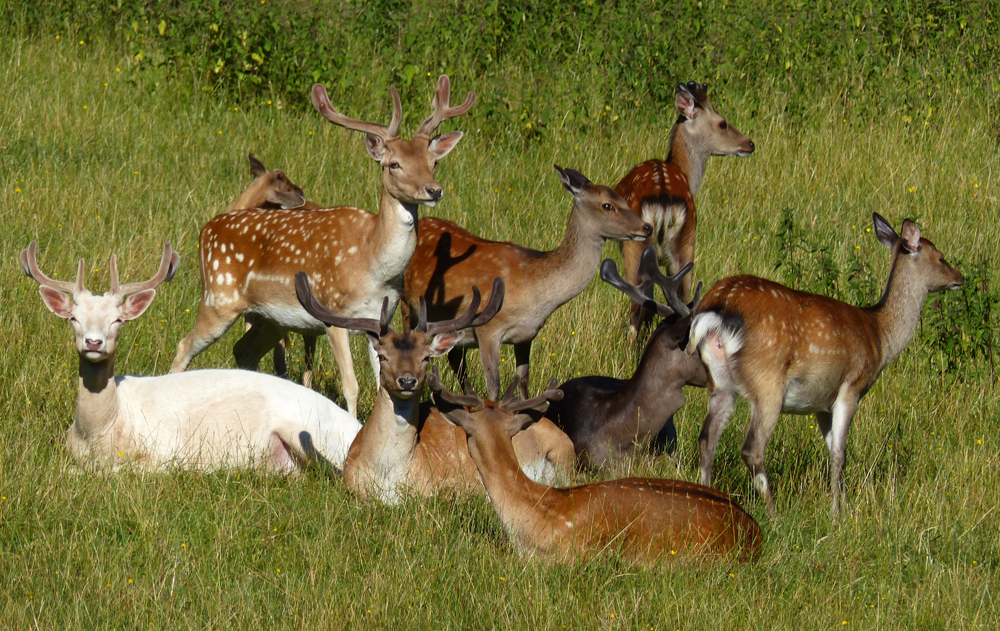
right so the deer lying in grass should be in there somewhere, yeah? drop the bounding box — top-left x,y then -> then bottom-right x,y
429,369 -> 762,562
403,166 -> 653,400
296,273 -> 575,504
689,213 -> 964,516
548,249 -> 707,469
171,75 -> 473,417
23,242 -> 360,472
231,153 -> 320,383
616,82 -> 754,336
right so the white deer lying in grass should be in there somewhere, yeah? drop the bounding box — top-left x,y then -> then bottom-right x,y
21,241 -> 361,473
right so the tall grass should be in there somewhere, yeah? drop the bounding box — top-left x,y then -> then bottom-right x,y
1,33 -> 998,628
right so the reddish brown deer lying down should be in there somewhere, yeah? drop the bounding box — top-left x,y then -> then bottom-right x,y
295,273 -> 576,505
689,213 -> 964,517
170,75 -> 473,417
548,250 -> 707,469
428,370 -> 762,562
616,81 -> 754,337
230,153 -> 320,384
403,166 -> 653,401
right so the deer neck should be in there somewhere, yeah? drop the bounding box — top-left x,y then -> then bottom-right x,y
869,255 -> 929,369
361,388 -> 422,477
74,355 -> 119,438
666,122 -> 708,195
614,337 -> 690,433
227,179 -> 266,212
468,429 -> 551,533
535,208 -> 607,306
369,190 -> 420,284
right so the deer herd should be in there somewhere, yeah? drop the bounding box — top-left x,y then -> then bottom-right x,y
23,75 -> 964,564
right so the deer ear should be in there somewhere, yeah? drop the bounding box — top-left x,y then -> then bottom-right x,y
365,134 -> 387,162
439,408 -> 472,432
121,289 -> 156,321
507,411 -> 543,437
554,165 -> 590,196
899,220 -> 922,253
675,89 -> 699,119
872,212 -> 898,249
428,131 -> 463,160
39,287 -> 74,319
428,331 -> 464,357
248,153 -> 266,178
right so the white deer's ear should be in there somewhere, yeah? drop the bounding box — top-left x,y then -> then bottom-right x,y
676,90 -> 699,119
39,287 -> 74,319
428,331 -> 464,357
121,289 -> 156,321
899,220 -> 922,253
428,131 -> 463,159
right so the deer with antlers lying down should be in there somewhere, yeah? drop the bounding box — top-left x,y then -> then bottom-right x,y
296,274 -> 575,504
689,213 -> 964,516
548,249 -> 707,469
22,242 -> 360,472
428,369 -> 762,562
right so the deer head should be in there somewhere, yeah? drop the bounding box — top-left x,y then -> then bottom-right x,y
555,166 -> 652,242
675,82 -> 754,158
247,153 -> 306,209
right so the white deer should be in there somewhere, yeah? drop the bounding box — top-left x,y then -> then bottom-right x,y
21,242 -> 361,472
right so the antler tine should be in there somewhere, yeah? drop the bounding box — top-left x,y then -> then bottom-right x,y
427,366 -> 484,409
416,74 -> 476,136
311,83 -> 397,140
637,248 -> 693,318
109,254 -> 120,294
379,297 -> 393,337
424,285 -> 482,336
691,281 -> 704,311
599,258 -> 673,318
502,378 -> 564,413
116,243 -> 180,296
294,271 -> 382,337
417,296 -> 430,333
20,241 -> 85,294
468,277 -> 505,328
500,375 -> 520,407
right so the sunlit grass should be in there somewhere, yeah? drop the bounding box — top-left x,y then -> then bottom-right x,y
1,35 -> 998,629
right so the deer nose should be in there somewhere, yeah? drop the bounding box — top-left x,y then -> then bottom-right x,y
397,375 -> 418,391
426,186 -> 443,201
84,338 -> 103,351
747,140 -> 755,152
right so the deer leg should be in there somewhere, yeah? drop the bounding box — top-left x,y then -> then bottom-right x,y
826,393 -> 859,518
447,347 -> 468,384
273,335 -> 290,378
233,321 -> 284,372
698,385 -> 736,487
302,334 -> 317,389
513,341 -> 532,400
651,414 -> 678,455
366,336 -> 380,390
171,303 -> 240,372
326,326 -> 358,417
479,335 -> 503,401
741,393 -> 784,518
621,238 -> 652,339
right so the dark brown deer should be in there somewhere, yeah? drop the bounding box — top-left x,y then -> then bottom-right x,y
689,213 -> 964,517
403,166 -> 652,401
548,249 -> 707,469
429,370 -> 762,562
296,274 -> 575,504
616,82 -> 754,336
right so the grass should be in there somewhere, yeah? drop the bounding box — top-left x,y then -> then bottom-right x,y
1,33 -> 998,629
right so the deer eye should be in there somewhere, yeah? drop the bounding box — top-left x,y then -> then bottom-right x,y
719,121 -> 728,130
601,203 -> 614,212
389,162 -> 401,170
113,317 -> 124,325
276,174 -> 284,181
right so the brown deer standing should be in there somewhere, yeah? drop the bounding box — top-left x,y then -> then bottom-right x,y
170,76 -> 474,416
403,166 -> 653,401
429,370 -> 762,562
295,274 -> 575,504
548,250 -> 707,469
616,82 -> 754,337
689,213 -> 964,517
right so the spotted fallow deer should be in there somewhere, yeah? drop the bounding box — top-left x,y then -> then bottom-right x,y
21,242 -> 360,472
616,81 -> 754,337
429,370 -> 762,562
170,75 -> 474,416
403,166 -> 653,401
296,274 -> 576,504
689,213 -> 964,517
548,249 -> 707,469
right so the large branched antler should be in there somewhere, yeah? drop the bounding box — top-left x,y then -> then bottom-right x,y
637,247 -> 701,317
311,83 -> 403,140
416,75 -> 475,137
500,377 -> 563,414
295,272 -> 391,337
110,243 -> 180,296
20,241 -> 85,294
599,257 -> 673,318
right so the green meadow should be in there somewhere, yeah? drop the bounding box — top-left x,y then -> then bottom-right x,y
1,15 -> 998,630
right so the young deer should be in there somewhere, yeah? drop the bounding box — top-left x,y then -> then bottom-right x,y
22,242 -> 360,472
403,166 -> 653,400
171,76 -> 474,416
429,370 -> 762,562
616,81 -> 754,336
689,213 -> 965,517
296,274 -> 575,504
548,250 -> 707,469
